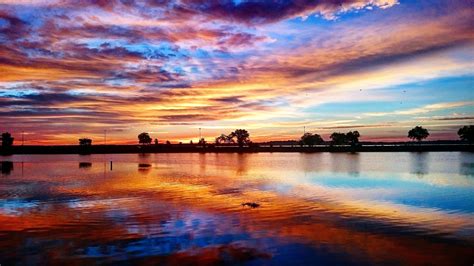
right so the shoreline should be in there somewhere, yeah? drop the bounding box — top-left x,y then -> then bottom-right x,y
1,143 -> 472,155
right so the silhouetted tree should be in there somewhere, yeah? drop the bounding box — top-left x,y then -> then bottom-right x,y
198,138 -> 206,146
79,138 -> 92,146
190,140 -> 193,145
330,131 -> 361,146
138,132 -> 152,145
458,125 -> 474,143
166,140 -> 171,145
1,132 -> 14,147
154,138 -> 159,145
408,126 -> 429,142
229,129 -> 250,148
346,131 -> 360,146
78,138 -> 92,155
330,132 -> 347,145
300,133 -> 324,147
215,134 -> 233,144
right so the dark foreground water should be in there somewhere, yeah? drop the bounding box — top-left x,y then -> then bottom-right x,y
0,152 -> 473,265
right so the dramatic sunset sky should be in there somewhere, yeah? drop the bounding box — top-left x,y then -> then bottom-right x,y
0,0 -> 473,144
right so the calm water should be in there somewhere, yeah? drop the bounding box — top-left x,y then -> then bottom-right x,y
0,152 -> 473,265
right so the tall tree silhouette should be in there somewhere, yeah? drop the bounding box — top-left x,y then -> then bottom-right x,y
138,132 -> 152,145
458,125 -> 474,143
229,129 -> 250,148
346,131 -> 360,146
408,126 -> 429,142
330,132 -> 346,145
1,132 -> 14,147
78,138 -> 92,146
300,133 -> 324,147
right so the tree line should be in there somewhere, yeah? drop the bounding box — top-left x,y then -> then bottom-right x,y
136,129 -> 251,148
300,126 -> 473,145
300,131 -> 361,147
1,125 -> 473,148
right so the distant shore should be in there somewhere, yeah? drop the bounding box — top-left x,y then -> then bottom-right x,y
1,142 -> 472,155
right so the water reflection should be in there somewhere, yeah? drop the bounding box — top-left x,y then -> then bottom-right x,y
1,161 -> 13,175
460,162 -> 474,177
346,153 -> 360,176
138,163 -> 152,172
236,153 -> 248,176
199,153 -> 206,174
328,153 -> 360,176
410,152 -> 429,177
299,153 -> 324,174
459,153 -> 474,177
138,153 -> 151,159
0,152 -> 473,265
79,162 -> 92,168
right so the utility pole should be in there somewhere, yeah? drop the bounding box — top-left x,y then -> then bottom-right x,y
199,127 -> 201,140
303,126 -> 306,135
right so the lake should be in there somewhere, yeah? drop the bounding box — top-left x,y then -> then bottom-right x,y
1,152 -> 473,265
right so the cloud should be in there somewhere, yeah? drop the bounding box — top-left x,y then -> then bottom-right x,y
364,102 -> 474,117
431,116 -> 474,121
0,0 -> 472,143
0,11 -> 29,40
176,0 -> 399,24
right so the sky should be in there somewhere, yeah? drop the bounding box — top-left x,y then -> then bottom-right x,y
0,0 -> 473,144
